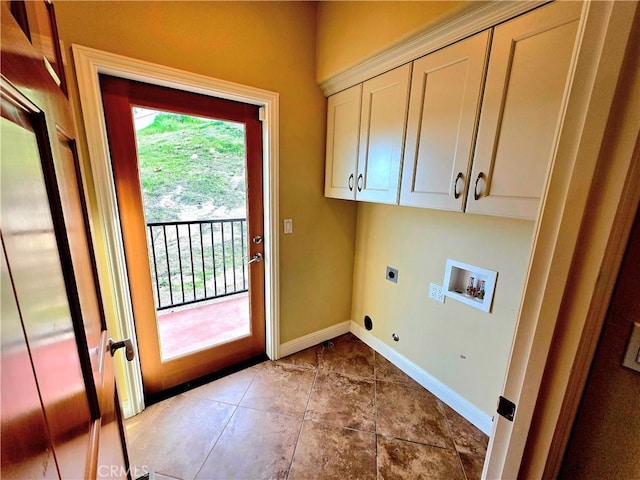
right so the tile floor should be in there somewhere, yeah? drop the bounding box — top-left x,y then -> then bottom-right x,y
125,333 -> 488,480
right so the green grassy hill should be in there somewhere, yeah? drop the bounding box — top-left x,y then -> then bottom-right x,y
136,113 -> 247,223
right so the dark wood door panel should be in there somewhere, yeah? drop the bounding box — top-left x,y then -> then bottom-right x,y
1,101 -> 92,480
1,3 -> 130,478
1,243 -> 59,479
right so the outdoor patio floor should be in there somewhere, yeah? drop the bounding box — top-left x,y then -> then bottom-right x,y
157,293 -> 250,360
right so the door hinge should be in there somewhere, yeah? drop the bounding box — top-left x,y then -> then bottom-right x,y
497,395 -> 516,422
259,106 -> 266,122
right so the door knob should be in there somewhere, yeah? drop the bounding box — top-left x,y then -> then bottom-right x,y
107,337 -> 134,361
247,252 -> 263,264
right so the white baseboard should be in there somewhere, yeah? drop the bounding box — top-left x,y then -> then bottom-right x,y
279,320 -> 351,358
350,321 -> 493,435
121,399 -> 134,419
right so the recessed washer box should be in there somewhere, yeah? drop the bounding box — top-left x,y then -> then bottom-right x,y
443,259 -> 497,313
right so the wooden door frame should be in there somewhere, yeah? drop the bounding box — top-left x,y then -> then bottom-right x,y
72,44 -> 280,418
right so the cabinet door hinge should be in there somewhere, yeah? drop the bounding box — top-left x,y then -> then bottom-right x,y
497,395 -> 516,421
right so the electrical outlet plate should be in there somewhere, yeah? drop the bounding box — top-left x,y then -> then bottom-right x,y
429,283 -> 445,303
622,322 -> 640,373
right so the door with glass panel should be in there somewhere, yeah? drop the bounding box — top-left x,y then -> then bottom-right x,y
100,75 -> 265,396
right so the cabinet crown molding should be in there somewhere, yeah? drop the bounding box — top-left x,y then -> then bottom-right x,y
319,1 -> 548,97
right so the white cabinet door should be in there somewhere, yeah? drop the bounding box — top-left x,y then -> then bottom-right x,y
400,31 -> 490,211
356,64 -> 411,204
325,84 -> 362,200
466,1 -> 582,220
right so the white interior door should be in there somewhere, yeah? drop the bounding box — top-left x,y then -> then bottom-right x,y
483,2 -> 638,478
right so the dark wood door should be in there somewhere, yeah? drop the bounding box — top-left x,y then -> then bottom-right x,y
99,75 -> 266,395
1,2 -> 130,478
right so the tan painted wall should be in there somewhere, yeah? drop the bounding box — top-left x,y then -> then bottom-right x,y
316,1 -> 472,82
352,204 -> 533,414
316,0 -> 533,415
55,1 -> 357,351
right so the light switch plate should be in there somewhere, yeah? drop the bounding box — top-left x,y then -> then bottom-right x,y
284,218 -> 293,234
622,322 -> 640,373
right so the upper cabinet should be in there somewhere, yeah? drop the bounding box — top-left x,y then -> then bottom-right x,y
323,1 -> 583,221
400,31 -> 490,211
325,65 -> 411,203
466,2 -> 581,219
356,64 -> 411,204
325,84 -> 362,200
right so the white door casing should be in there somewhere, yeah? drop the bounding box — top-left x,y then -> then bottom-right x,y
72,45 -> 280,418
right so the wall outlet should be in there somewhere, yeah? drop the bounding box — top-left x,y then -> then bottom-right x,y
429,283 -> 445,303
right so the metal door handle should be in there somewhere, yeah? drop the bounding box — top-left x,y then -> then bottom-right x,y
107,338 -> 134,361
357,174 -> 363,192
247,252 -> 263,264
348,174 -> 354,191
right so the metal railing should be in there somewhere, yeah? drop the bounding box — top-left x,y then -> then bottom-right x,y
146,218 -> 248,311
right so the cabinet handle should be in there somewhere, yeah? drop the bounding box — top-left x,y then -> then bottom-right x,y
357,174 -> 363,192
454,172 -> 463,199
348,174 -> 354,191
474,172 -> 485,201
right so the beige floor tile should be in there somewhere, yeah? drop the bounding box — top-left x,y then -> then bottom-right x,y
374,352 -> 415,385
125,336 -> 491,480
377,435 -> 465,480
278,345 -> 322,369
125,401 -> 163,447
459,452 -> 486,480
306,370 -> 375,432
152,473 -> 182,480
443,405 -> 489,456
289,420 -> 376,480
195,407 -> 301,480
376,380 -> 452,449
184,367 -> 257,405
127,394 -> 235,480
319,339 -> 374,379
240,362 -> 316,417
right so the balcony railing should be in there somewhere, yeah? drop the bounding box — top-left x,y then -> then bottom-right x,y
146,218 -> 248,311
